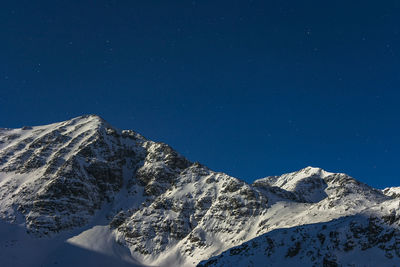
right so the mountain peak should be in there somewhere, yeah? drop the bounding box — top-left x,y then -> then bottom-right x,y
66,114 -> 109,127
254,166 -> 332,190
299,166 -> 332,177
76,114 -> 103,120
302,165 -> 324,172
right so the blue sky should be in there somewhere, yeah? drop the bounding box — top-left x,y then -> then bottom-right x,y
1,1 -> 399,188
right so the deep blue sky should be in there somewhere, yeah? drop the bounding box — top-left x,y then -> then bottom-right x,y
1,1 -> 399,188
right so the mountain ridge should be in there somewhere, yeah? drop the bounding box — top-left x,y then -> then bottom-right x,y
0,115 -> 399,266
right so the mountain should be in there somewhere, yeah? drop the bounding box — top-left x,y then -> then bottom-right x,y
0,115 -> 399,267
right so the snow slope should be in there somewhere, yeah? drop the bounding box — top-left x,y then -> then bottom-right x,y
0,219 -> 143,267
199,198 -> 400,267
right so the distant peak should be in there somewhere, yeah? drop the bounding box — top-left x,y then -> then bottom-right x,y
304,166 -> 321,170
253,166 -> 333,189
293,166 -> 333,178
300,166 -> 325,175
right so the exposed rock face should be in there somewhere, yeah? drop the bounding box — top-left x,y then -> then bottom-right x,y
0,115 -> 399,266
0,115 -> 147,234
115,164 -> 268,264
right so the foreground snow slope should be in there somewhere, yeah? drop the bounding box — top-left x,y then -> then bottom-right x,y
0,220 -> 143,267
0,115 -> 399,266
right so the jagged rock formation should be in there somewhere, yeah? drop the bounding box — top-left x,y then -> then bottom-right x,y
0,115 -> 399,266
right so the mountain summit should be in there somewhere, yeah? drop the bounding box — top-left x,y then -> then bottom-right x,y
0,115 -> 399,267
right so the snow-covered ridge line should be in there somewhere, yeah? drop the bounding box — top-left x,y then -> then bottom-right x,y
0,114 -> 399,267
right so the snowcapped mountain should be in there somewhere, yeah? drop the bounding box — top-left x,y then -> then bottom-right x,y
0,115 -> 399,266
